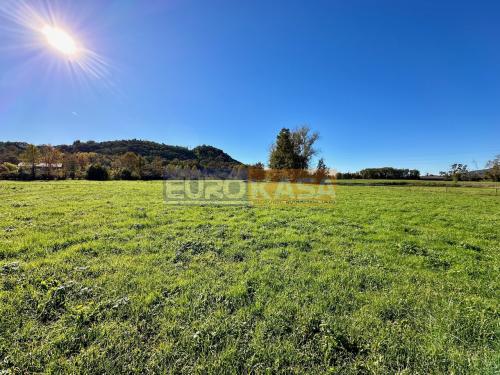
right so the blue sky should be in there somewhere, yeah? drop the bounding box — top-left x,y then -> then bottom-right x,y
1,0 -> 499,173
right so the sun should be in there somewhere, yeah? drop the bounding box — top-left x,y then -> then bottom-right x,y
41,25 -> 79,57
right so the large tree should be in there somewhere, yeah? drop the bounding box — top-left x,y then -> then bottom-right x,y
291,126 -> 319,169
269,128 -> 297,169
449,163 -> 469,182
20,144 -> 40,179
269,127 -> 320,171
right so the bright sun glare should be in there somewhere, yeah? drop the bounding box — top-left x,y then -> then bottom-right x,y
0,1 -> 110,83
41,25 -> 78,56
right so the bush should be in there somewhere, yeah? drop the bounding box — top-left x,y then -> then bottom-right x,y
0,162 -> 19,180
86,164 -> 109,181
117,168 -> 139,180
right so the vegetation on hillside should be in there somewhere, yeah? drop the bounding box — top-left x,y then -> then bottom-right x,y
0,140 -> 241,180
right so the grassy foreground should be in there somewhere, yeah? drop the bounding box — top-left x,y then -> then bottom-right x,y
0,181 -> 498,374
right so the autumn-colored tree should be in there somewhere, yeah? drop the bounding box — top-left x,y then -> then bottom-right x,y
63,153 -> 78,179
149,157 -> 165,179
74,152 -> 98,177
249,162 -> 266,181
20,144 -> 40,179
40,145 -> 62,178
75,152 -> 89,172
313,158 -> 329,184
120,152 -> 142,177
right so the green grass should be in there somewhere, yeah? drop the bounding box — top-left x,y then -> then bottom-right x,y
335,179 -> 499,188
0,181 -> 498,374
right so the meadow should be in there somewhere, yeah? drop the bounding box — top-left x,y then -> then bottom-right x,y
334,179 -> 499,188
0,181 -> 498,374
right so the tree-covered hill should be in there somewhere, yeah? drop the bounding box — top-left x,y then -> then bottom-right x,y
0,142 -> 29,164
0,139 -> 241,167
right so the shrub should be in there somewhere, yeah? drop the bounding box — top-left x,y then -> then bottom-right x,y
117,168 -> 139,180
86,164 -> 109,181
0,162 -> 19,179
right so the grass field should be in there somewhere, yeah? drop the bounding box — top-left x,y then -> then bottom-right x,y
334,179 -> 499,188
0,181 -> 498,373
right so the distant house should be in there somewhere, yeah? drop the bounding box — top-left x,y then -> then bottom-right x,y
18,162 -> 63,169
420,174 -> 445,181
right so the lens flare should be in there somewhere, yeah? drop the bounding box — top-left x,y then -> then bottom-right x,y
0,0 -> 114,91
41,25 -> 78,57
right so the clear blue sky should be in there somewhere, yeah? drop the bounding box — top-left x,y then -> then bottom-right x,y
1,0 -> 499,173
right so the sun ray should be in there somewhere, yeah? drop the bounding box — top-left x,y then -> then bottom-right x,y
0,0 -> 114,92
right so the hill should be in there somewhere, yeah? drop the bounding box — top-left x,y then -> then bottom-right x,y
0,139 -> 241,167
0,142 -> 29,164
468,168 -> 491,179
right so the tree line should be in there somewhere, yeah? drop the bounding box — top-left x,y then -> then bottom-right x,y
0,137 -> 498,182
264,127 -> 499,182
337,168 -> 420,180
438,159 -> 500,182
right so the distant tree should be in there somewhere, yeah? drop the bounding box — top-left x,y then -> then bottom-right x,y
120,152 -> 142,178
290,126 -> 319,169
86,164 -> 109,180
190,165 -> 201,179
359,167 -> 421,180
486,155 -> 500,181
313,158 -> 329,184
165,164 -> 178,179
449,163 -> 469,182
140,157 -> 164,180
138,155 -> 146,178
181,165 -> 193,179
249,162 -> 266,181
40,145 -> 62,179
336,172 -> 361,179
118,169 -> 138,180
408,169 -> 420,179
63,153 -> 78,179
75,152 -> 90,175
151,157 -> 165,179
20,144 -> 40,179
